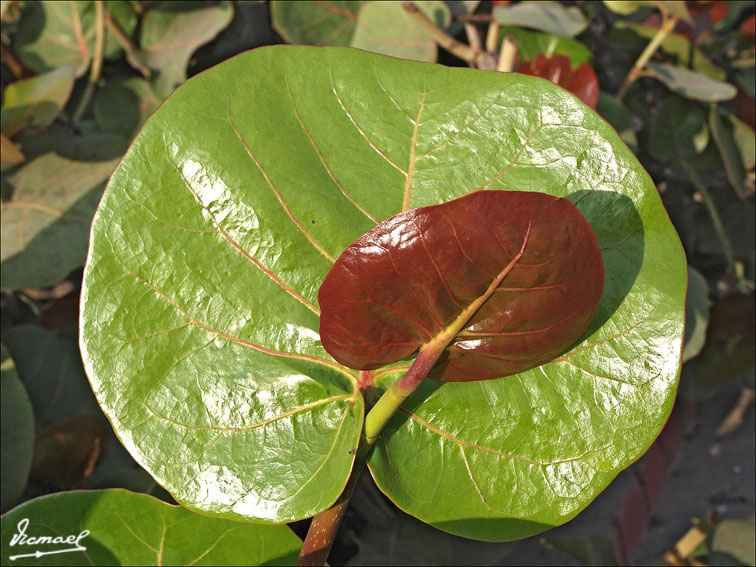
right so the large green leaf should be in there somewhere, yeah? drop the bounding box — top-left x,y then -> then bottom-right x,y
271,1 -> 363,47
0,489 -> 301,566
80,46 -> 686,537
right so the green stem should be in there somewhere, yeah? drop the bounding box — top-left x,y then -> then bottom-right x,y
72,0 -> 105,125
680,159 -> 735,274
617,14 -> 677,101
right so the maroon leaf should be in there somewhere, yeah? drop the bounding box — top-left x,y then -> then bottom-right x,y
517,54 -> 600,109
318,190 -> 604,382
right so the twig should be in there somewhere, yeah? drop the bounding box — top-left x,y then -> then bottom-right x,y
486,19 -> 501,53
498,35 -> 518,72
402,1 -> 475,63
465,22 -> 482,53
617,14 -> 678,100
72,0 -> 105,124
716,388 -> 755,438
681,159 -> 735,275
105,8 -> 150,78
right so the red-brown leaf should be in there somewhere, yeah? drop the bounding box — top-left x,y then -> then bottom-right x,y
517,54 -> 600,109
319,190 -> 604,382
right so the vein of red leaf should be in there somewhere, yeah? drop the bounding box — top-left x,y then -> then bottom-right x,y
375,241 -> 445,330
314,0 -> 357,21
135,201 -> 219,233
330,71 -> 408,175
282,64 -> 378,224
470,209 -> 516,257
494,277 -> 575,292
227,99 -> 336,263
411,219 -> 465,309
399,408 -> 594,466
419,95 -> 501,159
402,87 -> 426,212
473,124 -> 545,192
443,213 -> 496,278
108,246 -> 355,379
141,393 -> 354,433
164,152 -> 321,316
358,280 -> 436,340
327,318 -> 426,347
456,308 -> 577,338
549,309 -> 657,363
69,2 -> 90,61
373,66 -> 415,122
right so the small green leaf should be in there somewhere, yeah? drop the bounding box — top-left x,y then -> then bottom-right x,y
647,95 -> 709,163
493,1 -> 588,38
271,0 -> 362,47
351,1 -> 450,63
647,63 -> 738,102
710,104 -> 755,199
498,25 -> 593,67
1,152 -> 119,290
603,1 -> 655,15
0,345 -> 34,513
94,78 -> 160,139
141,2 -> 234,97
0,489 -> 302,566
596,92 -> 638,151
0,66 -> 76,137
682,266 -> 709,363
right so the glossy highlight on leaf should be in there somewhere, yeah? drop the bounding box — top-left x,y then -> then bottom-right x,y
319,190 -> 604,381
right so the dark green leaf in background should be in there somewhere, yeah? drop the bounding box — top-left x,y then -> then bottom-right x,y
94,78 -> 160,139
13,1 -> 136,77
80,46 -> 686,539
682,266 -> 709,363
0,489 -> 301,566
709,104 -> 756,199
1,152 -> 119,290
596,92 -> 638,151
0,345 -> 34,513
141,1 -> 234,97
0,66 -> 76,138
493,1 -> 588,38
271,1 -> 363,47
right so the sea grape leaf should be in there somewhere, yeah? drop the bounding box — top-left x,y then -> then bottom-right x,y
319,191 -> 604,381
80,46 -> 686,537
603,1 -> 692,23
498,25 -> 593,68
0,345 -> 34,513
2,325 -> 101,427
12,1 -> 136,77
94,78 -> 160,139
140,1 -> 234,97
596,93 -> 638,151
493,1 -> 588,38
646,63 -> 737,102
517,54 -> 600,109
0,66 -> 76,138
709,104 -> 755,199
1,152 -> 119,290
0,134 -> 24,165
0,489 -> 302,566
271,1 -> 363,47
350,1 -> 450,63
682,266 -> 709,363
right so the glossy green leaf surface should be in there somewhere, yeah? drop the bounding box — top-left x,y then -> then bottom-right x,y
271,1 -> 362,47
80,46 -> 686,536
1,152 -> 118,290
0,489 -> 301,566
0,345 -> 34,513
